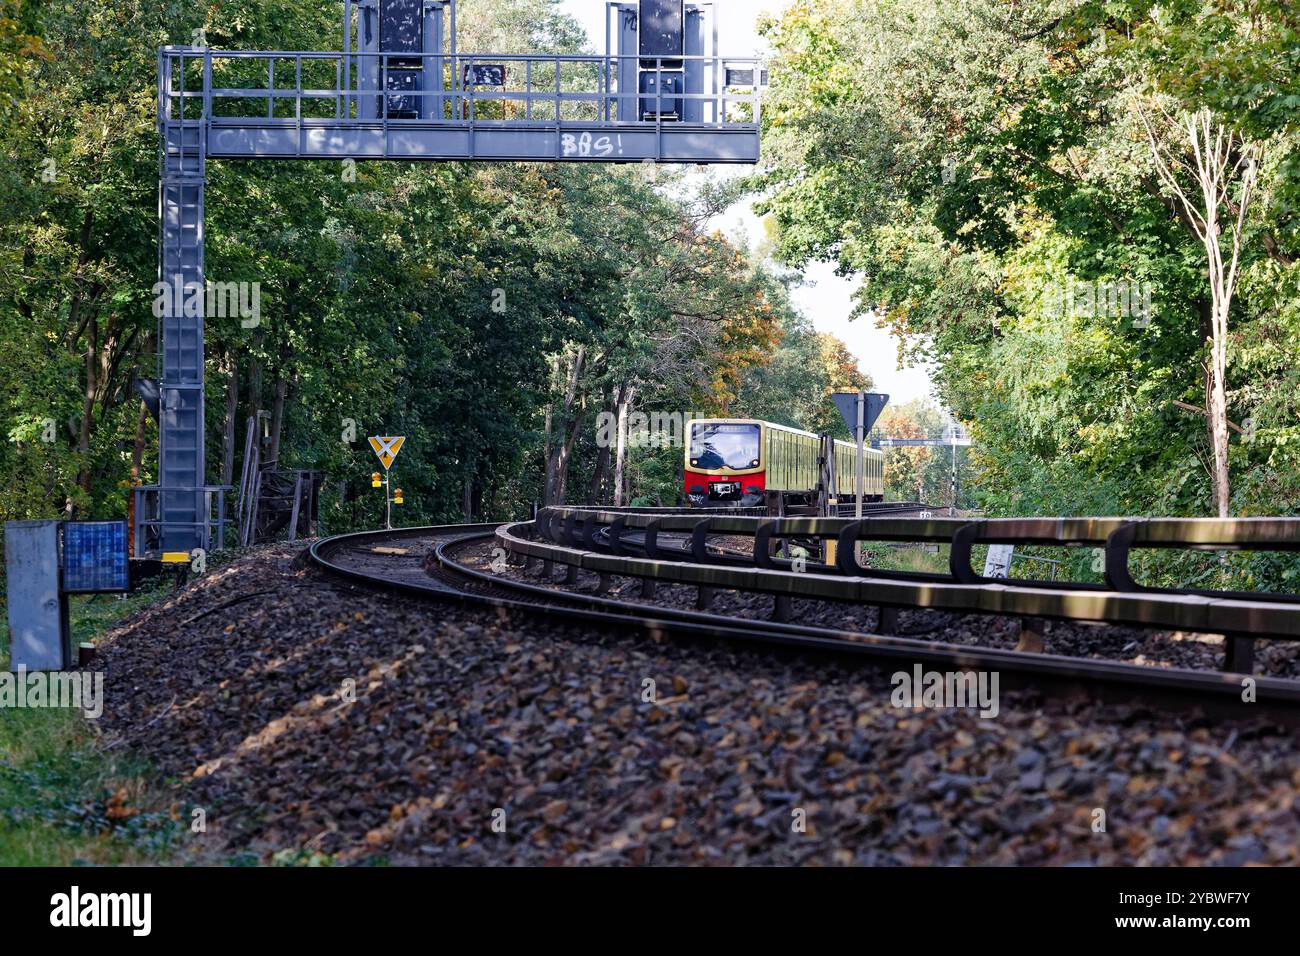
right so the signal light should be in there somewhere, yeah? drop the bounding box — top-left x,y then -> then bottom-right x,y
371,472 -> 382,488
394,489 -> 404,505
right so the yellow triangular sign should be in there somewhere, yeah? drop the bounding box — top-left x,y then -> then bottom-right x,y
368,436 -> 405,470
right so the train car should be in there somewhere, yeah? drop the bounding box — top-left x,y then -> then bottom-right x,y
685,418 -> 884,507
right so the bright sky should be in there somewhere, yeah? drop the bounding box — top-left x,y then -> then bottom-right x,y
557,0 -> 938,405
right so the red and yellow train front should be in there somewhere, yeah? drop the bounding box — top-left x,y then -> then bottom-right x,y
684,420 -> 766,506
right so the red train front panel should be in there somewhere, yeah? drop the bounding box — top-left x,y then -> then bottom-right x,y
684,468 -> 766,504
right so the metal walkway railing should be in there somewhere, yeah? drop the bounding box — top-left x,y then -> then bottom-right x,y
160,47 -> 763,163
509,509 -> 1300,676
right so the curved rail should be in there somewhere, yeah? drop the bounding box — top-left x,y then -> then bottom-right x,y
305,521 -> 1300,718
519,507 -> 1300,676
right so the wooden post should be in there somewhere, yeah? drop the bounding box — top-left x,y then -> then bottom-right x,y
1016,617 -> 1047,654
1224,635 -> 1255,674
287,472 -> 304,543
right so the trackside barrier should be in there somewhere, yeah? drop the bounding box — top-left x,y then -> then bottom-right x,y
507,509 -> 1300,675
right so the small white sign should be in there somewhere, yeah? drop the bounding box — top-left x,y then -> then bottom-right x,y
983,544 -> 1015,579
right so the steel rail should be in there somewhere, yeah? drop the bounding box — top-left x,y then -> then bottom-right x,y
306,524 -> 1300,720
510,509 -> 1300,676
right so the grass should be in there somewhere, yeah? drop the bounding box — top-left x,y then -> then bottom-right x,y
862,541 -> 1109,583
860,541 -> 952,575
0,578 -> 188,865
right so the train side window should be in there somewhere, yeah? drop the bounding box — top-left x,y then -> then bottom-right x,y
780,432 -> 786,489
780,434 -> 790,494
779,432 -> 784,488
792,433 -> 798,488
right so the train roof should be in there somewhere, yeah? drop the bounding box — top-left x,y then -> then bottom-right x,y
687,417 -> 883,453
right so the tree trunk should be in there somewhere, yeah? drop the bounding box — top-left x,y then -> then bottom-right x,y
543,402 -> 553,486
268,376 -> 288,469
544,346 -> 585,505
246,330 -> 263,449
131,400 -> 149,481
77,312 -> 98,497
588,446 -> 610,504
588,392 -> 613,505
675,452 -> 684,506
555,408 -> 584,504
1207,301 -> 1231,518
1138,106 -> 1258,518
612,384 -> 636,507
220,356 -> 239,486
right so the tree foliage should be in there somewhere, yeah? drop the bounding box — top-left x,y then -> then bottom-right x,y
756,0 -> 1300,533
0,0 -> 868,536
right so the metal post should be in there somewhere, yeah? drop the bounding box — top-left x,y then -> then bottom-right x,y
855,390 -> 866,562
344,0 -> 352,116
854,390 -> 865,516
385,472 -> 392,530
950,433 -> 957,517
604,2 -> 612,122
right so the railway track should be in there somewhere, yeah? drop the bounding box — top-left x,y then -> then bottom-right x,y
307,518 -> 1300,720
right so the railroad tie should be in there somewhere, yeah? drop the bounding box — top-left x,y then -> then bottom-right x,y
772,594 -> 792,623
641,578 -> 657,599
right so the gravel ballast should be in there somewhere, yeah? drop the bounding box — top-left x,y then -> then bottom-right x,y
94,543 -> 1300,865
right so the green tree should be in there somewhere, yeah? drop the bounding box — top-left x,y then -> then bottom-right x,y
754,0 -> 1300,537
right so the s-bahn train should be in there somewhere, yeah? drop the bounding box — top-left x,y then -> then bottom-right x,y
685,418 -> 885,507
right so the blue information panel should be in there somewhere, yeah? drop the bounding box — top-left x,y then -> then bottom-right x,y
62,521 -> 129,593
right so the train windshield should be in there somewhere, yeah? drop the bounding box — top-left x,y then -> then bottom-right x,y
689,423 -> 761,470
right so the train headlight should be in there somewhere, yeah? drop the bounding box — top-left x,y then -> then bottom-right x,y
691,459 -> 699,466
750,459 -> 759,466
